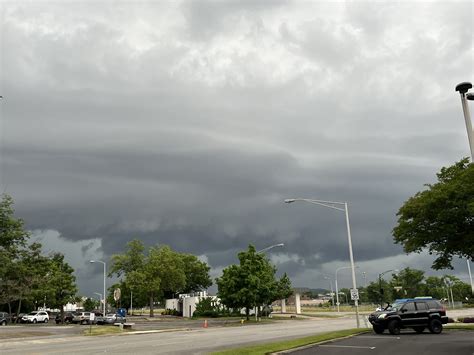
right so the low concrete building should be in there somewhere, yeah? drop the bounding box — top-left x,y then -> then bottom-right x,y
165,291 -> 217,318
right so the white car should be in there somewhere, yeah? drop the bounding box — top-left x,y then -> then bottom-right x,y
22,311 -> 49,324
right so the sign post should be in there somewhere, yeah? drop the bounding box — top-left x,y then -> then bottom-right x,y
350,288 -> 359,301
89,312 -> 95,334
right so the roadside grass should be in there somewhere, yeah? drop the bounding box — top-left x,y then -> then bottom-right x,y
445,324 -> 474,330
83,326 -> 130,336
300,313 -> 343,318
211,328 -> 369,355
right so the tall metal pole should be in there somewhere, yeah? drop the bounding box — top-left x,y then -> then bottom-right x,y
130,291 -> 133,316
467,260 -> 474,295
455,82 -> 474,296
335,277 -> 340,313
344,203 -> 360,328
103,262 -> 106,315
284,198 -> 360,327
458,90 -> 474,159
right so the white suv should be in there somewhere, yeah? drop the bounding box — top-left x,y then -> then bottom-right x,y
22,311 -> 49,324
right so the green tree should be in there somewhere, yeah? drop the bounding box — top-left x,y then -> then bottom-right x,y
0,194 -> 31,314
216,245 -> 292,320
110,240 -> 210,317
41,253 -> 77,322
83,297 -> 99,311
180,254 -> 212,294
423,276 -> 446,300
390,268 -> 425,298
393,159 -> 474,269
366,280 -> 392,305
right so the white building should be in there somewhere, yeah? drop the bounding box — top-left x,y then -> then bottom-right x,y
165,291 -> 217,318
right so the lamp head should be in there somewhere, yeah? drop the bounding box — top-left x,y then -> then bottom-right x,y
467,93 -> 474,101
89,260 -> 95,263
284,199 -> 296,204
455,82 -> 472,94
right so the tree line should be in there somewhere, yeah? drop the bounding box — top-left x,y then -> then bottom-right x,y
0,195 -> 77,321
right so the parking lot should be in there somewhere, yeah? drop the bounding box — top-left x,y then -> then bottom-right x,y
288,330 -> 474,355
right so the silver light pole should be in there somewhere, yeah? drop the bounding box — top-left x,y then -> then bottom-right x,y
285,198 -> 360,328
94,292 -> 103,310
455,82 -> 474,296
90,260 -> 106,315
254,243 -> 285,321
335,266 -> 359,313
324,276 -> 335,311
257,243 -> 285,254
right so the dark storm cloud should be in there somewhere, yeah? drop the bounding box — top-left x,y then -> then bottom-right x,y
1,1 -> 472,295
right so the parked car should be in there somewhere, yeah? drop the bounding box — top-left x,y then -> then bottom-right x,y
96,313 -> 126,325
0,312 -> 11,325
55,312 -> 75,324
368,297 -> 448,335
72,311 -> 103,325
22,311 -> 49,324
12,313 -> 27,323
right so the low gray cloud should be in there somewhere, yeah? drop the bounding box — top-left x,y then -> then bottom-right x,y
1,1 -> 472,296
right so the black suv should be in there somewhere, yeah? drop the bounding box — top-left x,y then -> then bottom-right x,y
368,298 -> 448,335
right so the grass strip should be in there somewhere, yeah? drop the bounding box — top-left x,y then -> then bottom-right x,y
211,328 -> 369,355
83,326 -> 130,336
445,324 -> 474,330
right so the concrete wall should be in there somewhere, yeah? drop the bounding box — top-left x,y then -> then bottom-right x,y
165,298 -> 179,311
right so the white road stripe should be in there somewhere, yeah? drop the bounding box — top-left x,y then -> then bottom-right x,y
319,345 -> 376,349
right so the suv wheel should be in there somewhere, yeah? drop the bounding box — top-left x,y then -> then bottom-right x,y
44,318 -> 48,323
428,319 -> 443,334
1,320 -> 6,326
33,319 -> 37,324
413,326 -> 425,333
373,325 -> 384,334
388,319 -> 401,335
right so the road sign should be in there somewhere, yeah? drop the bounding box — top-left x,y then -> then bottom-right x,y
90,312 -> 95,321
350,288 -> 359,300
114,288 -> 121,301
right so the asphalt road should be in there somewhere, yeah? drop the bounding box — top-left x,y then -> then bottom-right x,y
287,331 -> 474,355
0,316 -> 358,354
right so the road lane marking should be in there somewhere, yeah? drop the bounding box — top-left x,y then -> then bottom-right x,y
357,336 -> 401,339
319,345 -> 376,349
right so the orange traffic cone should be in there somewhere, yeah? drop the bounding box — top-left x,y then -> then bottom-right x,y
203,319 -> 208,328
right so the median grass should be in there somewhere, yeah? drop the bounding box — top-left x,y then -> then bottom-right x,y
83,326 -> 130,336
211,328 -> 369,355
445,324 -> 474,331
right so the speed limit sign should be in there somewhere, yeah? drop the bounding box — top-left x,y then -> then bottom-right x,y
350,288 -> 359,300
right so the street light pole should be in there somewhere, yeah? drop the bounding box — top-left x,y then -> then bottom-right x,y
285,198 -> 360,328
455,82 -> 474,296
94,292 -> 102,310
90,260 -> 106,316
257,243 -> 285,254
335,266 -> 356,313
254,243 -> 285,321
324,276 -> 335,311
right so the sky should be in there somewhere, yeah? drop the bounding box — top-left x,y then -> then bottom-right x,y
1,0 -> 473,298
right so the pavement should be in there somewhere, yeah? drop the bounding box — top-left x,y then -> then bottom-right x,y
284,330 -> 474,355
0,308 -> 472,354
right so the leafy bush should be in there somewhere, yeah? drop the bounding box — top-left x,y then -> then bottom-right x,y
161,308 -> 182,316
462,317 -> 474,323
193,297 -> 240,318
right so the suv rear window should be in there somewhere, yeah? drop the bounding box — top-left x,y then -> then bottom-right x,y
427,300 -> 441,309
